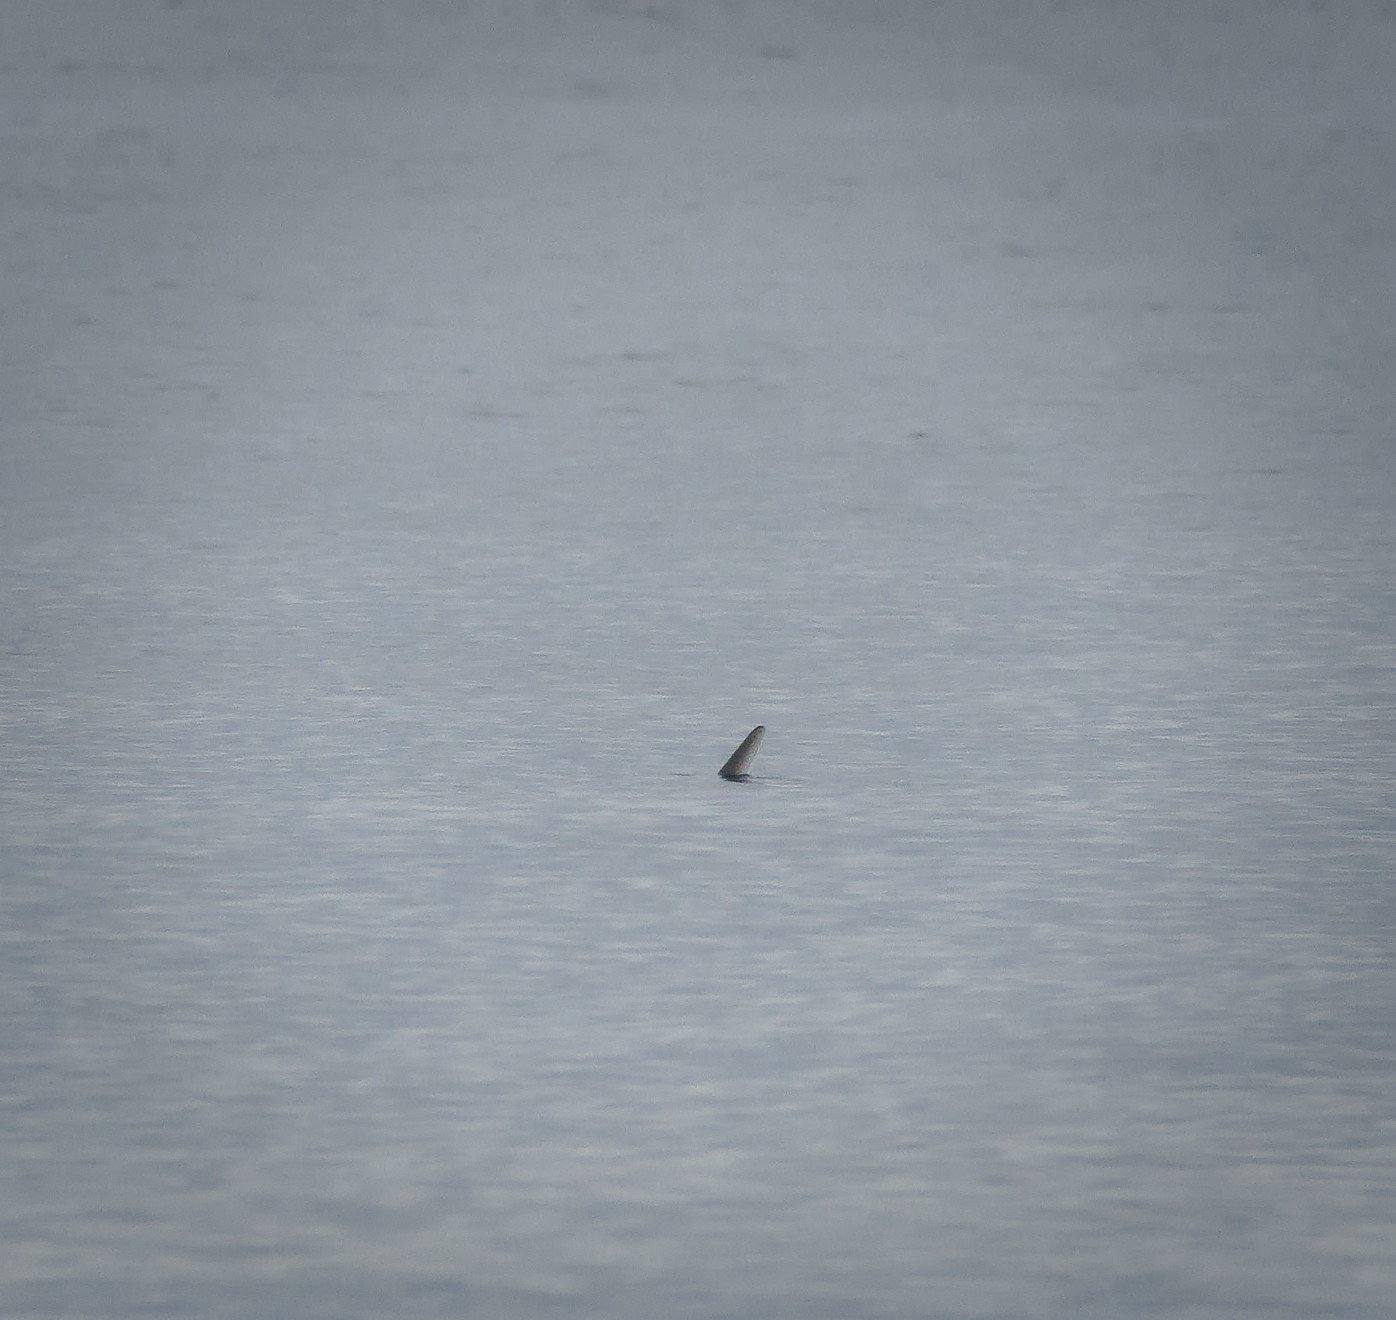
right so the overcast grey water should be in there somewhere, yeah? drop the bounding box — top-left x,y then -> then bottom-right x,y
3,3 -> 1395,1317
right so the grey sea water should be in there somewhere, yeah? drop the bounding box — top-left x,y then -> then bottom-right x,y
2,3 -> 1394,1317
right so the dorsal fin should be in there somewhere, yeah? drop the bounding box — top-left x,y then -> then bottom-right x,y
719,725 -> 765,781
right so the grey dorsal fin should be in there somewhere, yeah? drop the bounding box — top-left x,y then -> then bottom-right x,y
719,725 -> 765,781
